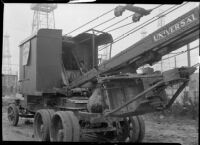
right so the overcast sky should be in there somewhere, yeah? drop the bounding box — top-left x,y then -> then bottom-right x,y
3,3 -> 200,74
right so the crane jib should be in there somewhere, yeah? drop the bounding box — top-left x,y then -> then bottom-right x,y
153,13 -> 198,42
69,7 -> 199,89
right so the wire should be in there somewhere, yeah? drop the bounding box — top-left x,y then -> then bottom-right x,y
101,5 -> 178,50
72,17 -> 116,44
72,16 -> 116,44
68,4 -> 163,43
106,22 -> 134,33
64,8 -> 115,36
101,14 -> 134,31
161,45 -> 199,61
73,4 -> 162,43
143,45 -> 199,71
99,2 -> 188,51
151,4 -> 163,10
113,4 -> 185,43
98,5 -> 173,50
73,17 -> 116,43
169,44 -> 199,54
105,4 -> 163,33
92,16 -> 116,29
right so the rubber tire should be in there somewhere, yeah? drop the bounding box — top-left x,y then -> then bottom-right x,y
50,111 -> 73,142
129,116 -> 140,142
66,111 -> 80,142
117,116 -> 140,142
136,115 -> 145,142
7,104 -> 19,126
34,109 -> 53,141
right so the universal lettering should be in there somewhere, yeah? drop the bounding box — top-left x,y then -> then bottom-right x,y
153,14 -> 196,41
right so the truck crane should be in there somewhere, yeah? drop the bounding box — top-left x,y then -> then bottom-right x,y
7,5 -> 199,142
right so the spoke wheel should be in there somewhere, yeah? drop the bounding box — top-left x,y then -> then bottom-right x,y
7,104 -> 19,126
34,109 -> 54,141
50,111 -> 80,142
116,116 -> 140,142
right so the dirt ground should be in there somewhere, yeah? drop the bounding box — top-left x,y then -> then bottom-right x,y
2,106 -> 198,144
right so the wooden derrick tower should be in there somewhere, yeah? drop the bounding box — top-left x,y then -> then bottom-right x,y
2,34 -> 12,75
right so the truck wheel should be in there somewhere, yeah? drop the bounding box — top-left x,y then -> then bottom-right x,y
34,109 -> 54,141
7,104 -> 19,126
66,111 -> 80,142
50,111 -> 73,141
136,115 -> 145,142
116,116 -> 140,142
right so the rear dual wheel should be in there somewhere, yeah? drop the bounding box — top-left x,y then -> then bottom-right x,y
50,111 -> 80,142
34,109 -> 55,141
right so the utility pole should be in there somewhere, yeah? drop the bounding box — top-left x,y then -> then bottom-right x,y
187,43 -> 191,67
3,34 -> 12,75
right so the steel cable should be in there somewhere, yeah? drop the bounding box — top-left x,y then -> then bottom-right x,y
101,14 -> 134,31
75,16 -> 116,43
99,2 -> 188,51
103,4 -> 162,32
78,4 -> 165,45
65,8 -> 115,36
113,3 -> 188,44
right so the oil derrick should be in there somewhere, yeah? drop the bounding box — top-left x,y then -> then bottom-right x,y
2,34 -> 12,75
31,4 -> 57,34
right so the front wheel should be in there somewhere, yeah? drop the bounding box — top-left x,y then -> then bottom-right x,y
7,104 -> 19,126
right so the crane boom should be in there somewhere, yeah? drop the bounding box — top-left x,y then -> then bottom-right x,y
69,7 -> 199,89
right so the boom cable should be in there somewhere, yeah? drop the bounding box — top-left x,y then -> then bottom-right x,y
79,4 -> 164,44
92,16 -> 116,29
101,14 -> 134,31
65,8 -> 115,36
76,16 -> 116,43
113,3 -> 188,43
99,2 -> 188,51
104,4 -> 162,32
